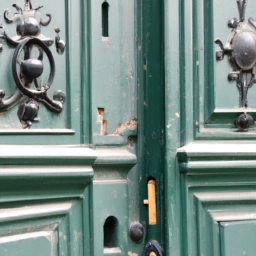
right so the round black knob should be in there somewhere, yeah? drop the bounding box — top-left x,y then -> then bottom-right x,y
233,113 -> 255,130
129,222 -> 144,243
21,59 -> 44,79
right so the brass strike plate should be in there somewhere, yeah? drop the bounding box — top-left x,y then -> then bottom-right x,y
144,180 -> 157,224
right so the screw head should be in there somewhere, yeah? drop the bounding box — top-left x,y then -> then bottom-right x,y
228,18 -> 239,28
216,50 -> 224,60
228,73 -> 238,81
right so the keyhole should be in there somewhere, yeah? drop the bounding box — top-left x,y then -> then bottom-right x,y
104,216 -> 118,248
102,2 -> 109,37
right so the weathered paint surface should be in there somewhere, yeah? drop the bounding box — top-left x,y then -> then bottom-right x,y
0,0 -> 144,255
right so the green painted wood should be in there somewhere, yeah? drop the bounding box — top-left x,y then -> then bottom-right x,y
178,141 -> 256,162
178,151 -> 256,256
0,146 -> 96,165
0,0 -> 148,256
0,232 -> 53,256
0,0 -> 89,145
136,0 -> 165,250
176,0 -> 256,140
90,0 -> 137,147
92,182 -> 128,256
165,0 -> 256,255
94,148 -> 137,166
220,221 -> 256,256
164,0 -> 182,254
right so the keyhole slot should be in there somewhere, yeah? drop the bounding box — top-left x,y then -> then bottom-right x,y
102,2 -> 109,37
104,216 -> 118,248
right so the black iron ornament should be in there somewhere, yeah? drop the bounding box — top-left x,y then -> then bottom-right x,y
215,0 -> 256,130
0,0 -> 66,129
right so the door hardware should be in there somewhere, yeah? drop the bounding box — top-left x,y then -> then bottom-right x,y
233,112 -> 254,130
143,240 -> 164,256
214,0 -> 256,130
144,180 -> 157,225
129,222 -> 144,243
0,0 -> 66,128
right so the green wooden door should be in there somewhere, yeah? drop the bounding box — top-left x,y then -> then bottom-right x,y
0,0 -> 151,255
164,0 -> 256,255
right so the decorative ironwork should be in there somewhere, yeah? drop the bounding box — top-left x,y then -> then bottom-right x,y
0,0 -> 66,128
215,0 -> 256,130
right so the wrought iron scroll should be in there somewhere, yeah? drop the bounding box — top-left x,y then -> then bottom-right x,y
215,0 -> 256,130
0,0 -> 66,128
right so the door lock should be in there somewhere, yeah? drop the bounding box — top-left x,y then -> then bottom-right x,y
143,240 -> 164,256
144,179 -> 157,225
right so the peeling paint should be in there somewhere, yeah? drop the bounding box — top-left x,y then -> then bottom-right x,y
127,251 -> 138,256
114,118 -> 137,136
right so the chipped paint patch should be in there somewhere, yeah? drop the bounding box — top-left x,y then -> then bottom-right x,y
175,113 -> 180,118
114,118 -> 137,136
127,251 -> 138,256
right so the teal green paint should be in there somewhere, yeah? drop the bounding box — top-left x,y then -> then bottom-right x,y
83,185 -> 92,256
137,0 -> 165,249
80,0 -> 89,145
192,0 -> 200,140
178,143 -> 256,256
203,0 -> 215,121
91,147 -> 143,255
0,0 -> 88,145
0,234 -> 52,256
220,221 -> 256,256
136,0 -> 147,250
164,0 -> 181,255
90,0 -> 136,145
0,0 -> 156,255
92,182 -> 128,255
180,0 -> 195,145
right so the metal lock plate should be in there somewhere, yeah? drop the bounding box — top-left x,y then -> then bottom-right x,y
143,240 -> 164,256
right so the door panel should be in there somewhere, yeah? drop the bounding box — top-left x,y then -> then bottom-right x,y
178,142 -> 256,256
0,0 -> 156,255
0,200 -> 83,256
220,220 -> 256,256
90,0 -> 136,146
0,163 -> 94,256
178,0 -> 256,140
0,0 -> 86,144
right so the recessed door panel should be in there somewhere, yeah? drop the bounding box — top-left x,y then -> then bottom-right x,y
0,0 -> 87,144
0,232 -> 56,256
220,220 -> 256,256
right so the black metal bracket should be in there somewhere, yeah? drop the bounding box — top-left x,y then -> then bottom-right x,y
0,0 -> 66,128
